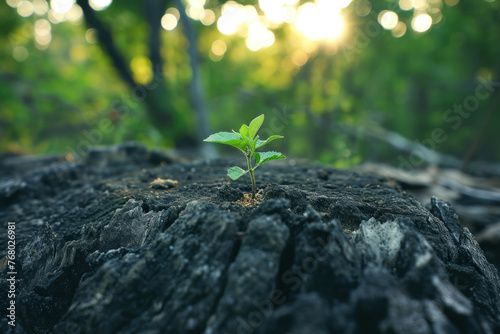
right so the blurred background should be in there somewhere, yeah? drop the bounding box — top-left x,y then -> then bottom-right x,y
0,0 -> 499,169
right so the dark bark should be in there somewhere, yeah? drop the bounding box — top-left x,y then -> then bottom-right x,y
77,0 -> 177,137
76,0 -> 211,148
145,0 -> 165,84
1,143 -> 499,333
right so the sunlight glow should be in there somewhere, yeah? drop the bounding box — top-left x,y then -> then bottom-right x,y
214,0 -> 350,50
295,2 -> 343,41
412,13 -> 432,32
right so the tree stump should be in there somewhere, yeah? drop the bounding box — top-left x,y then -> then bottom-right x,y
1,143 -> 499,333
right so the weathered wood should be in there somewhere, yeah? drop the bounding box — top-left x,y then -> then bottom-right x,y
0,143 -> 499,333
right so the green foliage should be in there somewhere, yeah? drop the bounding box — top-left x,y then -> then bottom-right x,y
204,114 -> 285,199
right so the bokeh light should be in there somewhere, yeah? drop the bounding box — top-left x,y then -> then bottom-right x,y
356,0 -> 371,16
399,0 -> 413,11
166,7 -> 180,19
217,2 -> 247,35
66,4 -> 83,21
35,18 -> 51,36
392,21 -> 407,37
17,1 -> 34,17
211,40 -> 227,56
379,10 -> 398,30
85,28 -> 97,43
186,0 -> 205,20
187,4 -> 203,20
33,0 -> 49,15
200,9 -> 215,26
412,13 -> 432,32
259,0 -> 289,25
7,0 -> 21,8
399,0 -> 429,11
12,46 -> 29,61
161,13 -> 178,31
35,31 -> 52,49
429,8 -> 443,24
210,39 -> 227,61
212,0 -> 351,50
48,8 -> 65,23
89,0 -> 112,11
291,49 -> 308,66
283,6 -> 297,23
50,0 -> 73,14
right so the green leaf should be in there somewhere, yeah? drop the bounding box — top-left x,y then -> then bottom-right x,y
239,124 -> 249,138
255,151 -> 286,166
227,166 -> 247,180
248,114 -> 264,139
256,135 -> 283,149
243,135 -> 259,152
204,132 -> 247,151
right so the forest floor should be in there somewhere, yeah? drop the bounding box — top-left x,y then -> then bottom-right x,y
0,142 -> 499,333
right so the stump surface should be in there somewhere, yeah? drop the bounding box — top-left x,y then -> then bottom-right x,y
1,143 -> 499,333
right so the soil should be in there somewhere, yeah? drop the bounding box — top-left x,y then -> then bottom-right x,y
0,142 -> 499,334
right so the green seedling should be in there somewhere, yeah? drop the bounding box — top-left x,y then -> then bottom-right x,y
203,114 -> 285,200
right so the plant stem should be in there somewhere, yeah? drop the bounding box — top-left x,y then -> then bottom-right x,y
246,155 -> 256,199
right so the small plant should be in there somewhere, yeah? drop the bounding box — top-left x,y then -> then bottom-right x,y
204,114 -> 285,200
